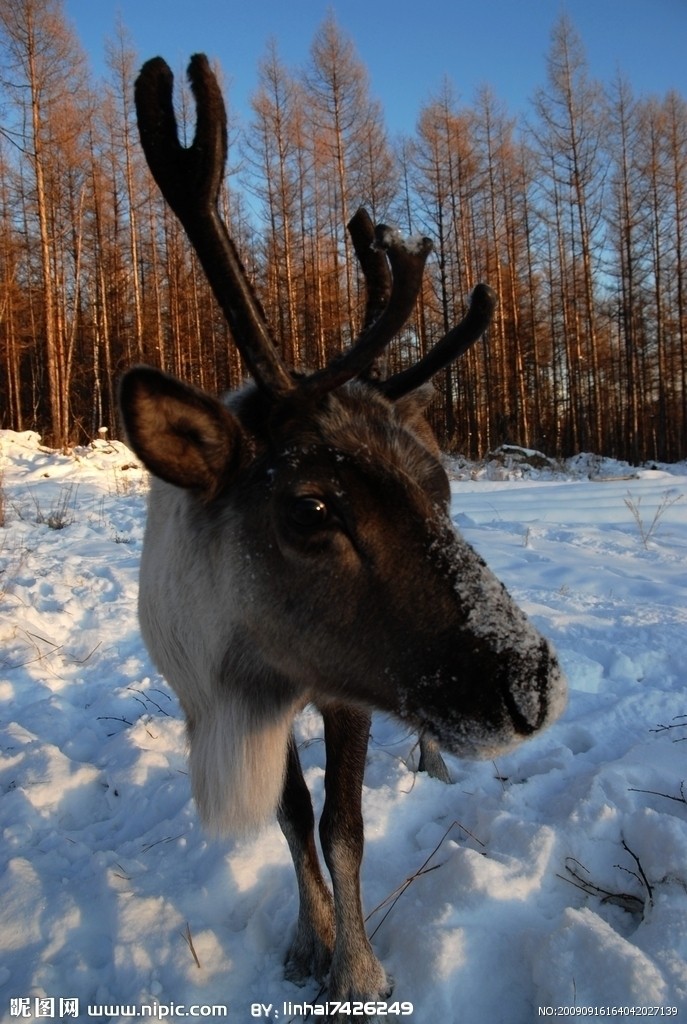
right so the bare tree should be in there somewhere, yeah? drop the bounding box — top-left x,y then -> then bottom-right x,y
246,40 -> 301,365
604,75 -> 648,460
0,0 -> 91,446
304,14 -> 396,351
531,15 -> 606,453
662,91 -> 687,458
105,17 -> 145,365
409,81 -> 483,446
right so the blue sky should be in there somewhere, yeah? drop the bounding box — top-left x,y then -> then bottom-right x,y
64,0 -> 687,134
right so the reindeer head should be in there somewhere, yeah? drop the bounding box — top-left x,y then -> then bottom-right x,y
120,56 -> 566,774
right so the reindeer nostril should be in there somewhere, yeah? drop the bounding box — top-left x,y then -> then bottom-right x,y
503,686 -> 543,735
503,639 -> 558,735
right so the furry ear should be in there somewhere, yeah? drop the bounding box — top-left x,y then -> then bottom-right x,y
119,367 -> 244,497
393,382 -> 436,418
393,382 -> 439,453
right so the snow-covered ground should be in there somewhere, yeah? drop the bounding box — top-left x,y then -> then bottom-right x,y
1,429 -> 686,1022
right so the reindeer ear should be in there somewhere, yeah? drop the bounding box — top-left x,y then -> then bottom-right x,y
394,382 -> 436,418
119,367 -> 243,497
393,383 -> 439,453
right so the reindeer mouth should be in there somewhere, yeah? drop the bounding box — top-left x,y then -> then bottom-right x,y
405,635 -> 566,760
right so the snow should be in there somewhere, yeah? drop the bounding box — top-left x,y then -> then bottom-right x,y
1,429 -> 686,1022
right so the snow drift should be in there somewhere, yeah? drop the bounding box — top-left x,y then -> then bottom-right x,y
0,430 -> 685,1021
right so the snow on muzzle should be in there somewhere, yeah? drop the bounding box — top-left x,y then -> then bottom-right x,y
399,528 -> 568,759
502,635 -> 564,735
402,628 -> 566,760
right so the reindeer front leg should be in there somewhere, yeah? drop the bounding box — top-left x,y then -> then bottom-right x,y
319,705 -> 391,1008
278,735 -> 335,983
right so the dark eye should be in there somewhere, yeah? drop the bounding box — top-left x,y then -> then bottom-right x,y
288,495 -> 330,530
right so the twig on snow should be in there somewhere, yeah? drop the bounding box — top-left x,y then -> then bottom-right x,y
650,715 -> 687,742
557,857 -> 645,914
618,838 -> 654,908
181,922 -> 201,969
366,819 -> 485,939
628,781 -> 687,805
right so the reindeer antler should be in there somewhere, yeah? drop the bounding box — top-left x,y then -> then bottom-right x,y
344,209 -> 496,398
135,54 -> 294,396
381,283 -> 497,399
135,54 -> 496,403
300,224 -> 433,398
348,208 -> 392,332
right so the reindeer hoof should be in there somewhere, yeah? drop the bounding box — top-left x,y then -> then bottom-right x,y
285,933 -> 333,985
327,955 -> 392,1017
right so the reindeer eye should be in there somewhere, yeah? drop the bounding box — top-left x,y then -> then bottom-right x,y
288,495 -> 330,530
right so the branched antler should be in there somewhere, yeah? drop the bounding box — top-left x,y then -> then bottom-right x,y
382,282 -> 497,399
135,53 -> 496,404
135,55 -> 293,396
348,207 -> 392,333
301,225 -> 433,398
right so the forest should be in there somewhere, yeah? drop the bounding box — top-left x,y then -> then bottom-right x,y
0,0 -> 685,462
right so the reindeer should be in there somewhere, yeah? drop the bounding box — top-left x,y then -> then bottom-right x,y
120,54 -> 566,1016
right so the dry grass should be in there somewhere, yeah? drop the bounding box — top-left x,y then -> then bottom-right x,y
624,488 -> 684,548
